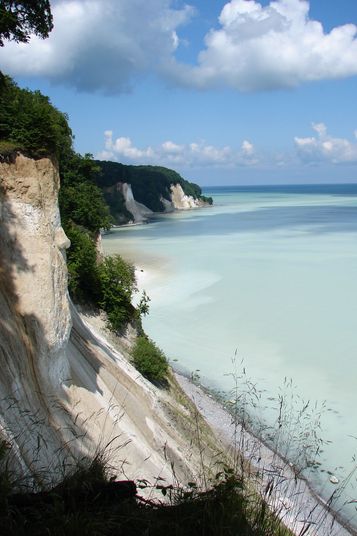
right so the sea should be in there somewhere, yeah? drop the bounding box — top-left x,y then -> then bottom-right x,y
103,184 -> 357,527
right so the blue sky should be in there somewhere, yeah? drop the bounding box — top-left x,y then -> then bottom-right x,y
1,0 -> 357,185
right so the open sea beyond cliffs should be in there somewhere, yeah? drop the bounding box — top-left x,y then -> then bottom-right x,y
103,184 -> 357,527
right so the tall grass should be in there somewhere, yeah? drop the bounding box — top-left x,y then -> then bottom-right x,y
0,362 -> 356,536
214,355 -> 357,536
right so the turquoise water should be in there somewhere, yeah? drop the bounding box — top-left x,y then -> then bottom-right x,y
103,184 -> 357,523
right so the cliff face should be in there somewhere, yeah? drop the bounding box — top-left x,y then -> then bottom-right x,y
0,154 -> 211,486
110,181 -> 208,224
170,184 -> 207,210
0,154 -> 74,476
0,154 -> 71,384
120,182 -> 153,223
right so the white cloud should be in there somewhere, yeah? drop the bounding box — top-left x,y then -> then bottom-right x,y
171,0 -> 357,91
98,131 -> 257,167
104,131 -> 154,159
295,123 -> 357,163
0,0 -> 194,93
2,0 -> 357,93
241,140 -> 254,156
162,141 -> 184,153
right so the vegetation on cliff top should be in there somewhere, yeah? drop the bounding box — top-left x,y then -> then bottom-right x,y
96,159 -> 213,220
0,76 -> 141,336
0,75 -> 210,337
0,75 -> 72,159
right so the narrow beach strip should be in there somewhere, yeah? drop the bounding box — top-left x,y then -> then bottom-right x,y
175,372 -> 356,536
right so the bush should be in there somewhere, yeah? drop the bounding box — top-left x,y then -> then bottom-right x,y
59,153 -> 113,234
0,75 -> 72,159
97,255 -> 137,332
65,224 -> 100,304
132,336 -> 168,383
0,140 -> 21,157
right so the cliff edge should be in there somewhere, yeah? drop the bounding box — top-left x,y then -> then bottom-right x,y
0,154 -> 219,486
96,160 -> 212,225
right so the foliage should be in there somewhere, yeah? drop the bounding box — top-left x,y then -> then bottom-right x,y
65,228 -> 138,331
200,195 -> 213,205
137,290 -> 150,317
0,75 -> 205,341
102,188 -> 133,225
61,181 -> 112,233
132,336 -> 168,383
0,1 -> 53,47
0,139 -> 21,157
96,255 -> 137,331
65,224 -> 100,304
65,229 -> 138,330
0,75 -> 72,159
0,436 -> 297,536
59,153 -> 113,234
95,160 -> 210,220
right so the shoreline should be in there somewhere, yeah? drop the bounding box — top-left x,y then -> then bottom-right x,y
102,229 -> 357,535
174,370 -> 356,536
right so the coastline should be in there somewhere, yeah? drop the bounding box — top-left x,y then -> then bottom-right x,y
102,226 -> 357,536
174,371 -> 356,536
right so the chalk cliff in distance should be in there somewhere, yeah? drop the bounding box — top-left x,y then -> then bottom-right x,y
0,153 -> 217,485
117,182 -> 154,223
170,183 -> 207,210
96,160 -> 212,225
116,182 -> 207,224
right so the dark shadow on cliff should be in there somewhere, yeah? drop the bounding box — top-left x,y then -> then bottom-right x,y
0,155 -> 100,487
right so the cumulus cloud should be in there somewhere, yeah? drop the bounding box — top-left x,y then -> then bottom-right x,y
0,0 -> 193,93
172,0 -> 357,91
98,131 -> 258,167
241,140 -> 254,156
295,123 -> 357,163
1,0 -> 357,93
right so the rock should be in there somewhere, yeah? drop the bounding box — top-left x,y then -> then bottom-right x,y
170,183 -> 205,210
0,154 -> 214,486
121,182 -> 153,223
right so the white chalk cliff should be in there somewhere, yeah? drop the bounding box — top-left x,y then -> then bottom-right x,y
120,182 -> 153,223
170,184 -> 206,210
119,182 -> 207,224
0,154 -> 215,486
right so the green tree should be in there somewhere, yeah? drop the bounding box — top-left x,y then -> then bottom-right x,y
60,182 -> 112,233
0,1 -> 53,46
96,255 -> 137,331
65,225 -> 99,304
0,75 -> 72,159
59,153 -> 113,233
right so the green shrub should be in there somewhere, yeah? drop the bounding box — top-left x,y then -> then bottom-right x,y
65,224 -> 100,304
132,336 -> 168,383
200,195 -> 213,205
97,255 -> 136,332
0,75 -> 72,159
59,153 -> 113,234
60,181 -> 112,234
0,140 -> 22,157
